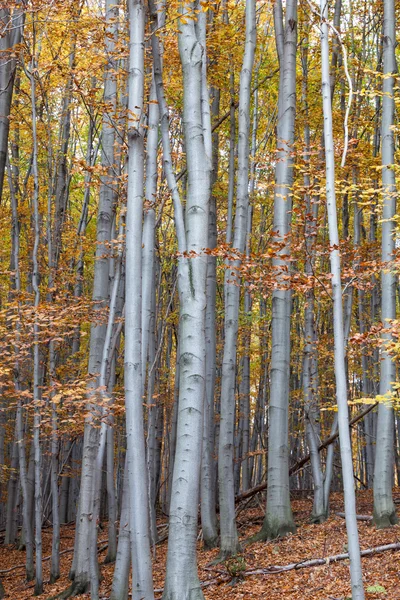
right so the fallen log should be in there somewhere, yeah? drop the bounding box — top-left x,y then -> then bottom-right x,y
236,402 -> 377,503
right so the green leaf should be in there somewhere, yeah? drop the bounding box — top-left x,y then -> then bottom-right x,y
366,584 -> 387,593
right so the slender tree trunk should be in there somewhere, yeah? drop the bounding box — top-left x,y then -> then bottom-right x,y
71,0 -> 118,592
218,0 -> 256,558
26,42 -> 44,594
125,1 -> 154,597
373,0 -> 398,529
0,4 -> 24,201
160,2 -> 211,596
301,40 -> 325,523
110,457 -> 130,600
143,76 -> 159,547
320,1 -> 364,596
200,52 -> 219,552
260,0 -> 297,540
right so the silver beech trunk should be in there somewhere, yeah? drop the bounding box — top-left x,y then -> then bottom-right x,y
373,0 -> 398,529
162,3 -> 211,598
320,1 -> 364,597
261,0 -> 297,540
124,1 -> 154,598
71,0 -> 118,592
218,0 -> 256,558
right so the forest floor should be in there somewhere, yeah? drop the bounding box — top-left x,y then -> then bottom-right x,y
1,489 -> 400,599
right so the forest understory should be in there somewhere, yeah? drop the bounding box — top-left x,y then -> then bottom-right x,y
2,490 -> 400,600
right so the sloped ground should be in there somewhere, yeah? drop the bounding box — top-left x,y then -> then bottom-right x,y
1,489 -> 400,599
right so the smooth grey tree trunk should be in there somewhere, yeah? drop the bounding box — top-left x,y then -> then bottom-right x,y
143,77 -> 159,547
159,2 -> 210,597
27,45 -> 44,595
70,0 -> 118,592
201,86 -> 219,549
261,0 -> 297,540
110,457 -> 130,600
373,0 -> 398,529
301,41 -> 325,523
218,0 -> 256,558
124,1 -> 154,598
0,4 -> 24,202
320,1 -> 364,597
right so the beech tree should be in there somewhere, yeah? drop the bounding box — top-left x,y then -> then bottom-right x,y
373,0 -> 398,529
259,0 -> 297,541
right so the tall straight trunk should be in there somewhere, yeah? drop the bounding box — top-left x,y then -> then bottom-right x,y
70,0 -> 118,592
160,2 -> 210,597
16,407 -> 34,579
260,0 -> 297,540
226,68 -> 235,245
320,1 -> 364,597
143,77 -> 159,547
373,0 -> 398,529
0,4 -> 24,201
4,421 -> 19,545
146,278 -> 158,546
201,70 -> 219,553
46,39 -> 79,572
301,40 -> 325,523
241,76 -> 258,492
218,0 -> 256,558
105,241 -> 125,566
5,149 -> 22,548
110,457 -> 130,600
26,41 -> 44,594
142,77 -> 158,387
89,218 -> 124,600
51,16 -> 79,269
125,1 -> 154,598
316,0 -> 342,512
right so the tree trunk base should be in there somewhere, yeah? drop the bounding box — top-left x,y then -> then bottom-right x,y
210,543 -> 242,565
34,580 -> 43,596
203,535 -> 219,551
50,571 -> 60,584
162,586 -> 205,600
47,579 -> 90,599
373,508 -> 398,529
254,517 -> 296,542
310,512 -> 327,525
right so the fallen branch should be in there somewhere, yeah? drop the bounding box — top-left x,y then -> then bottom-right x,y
244,542 -> 400,575
336,512 -> 372,522
154,542 -> 400,596
0,541 -> 108,576
236,402 -> 377,503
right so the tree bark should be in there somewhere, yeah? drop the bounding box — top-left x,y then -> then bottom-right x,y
373,0 -> 398,529
260,0 -> 297,540
319,1 -> 364,596
218,0 -> 256,558
160,1 -> 211,596
124,1 -> 155,598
